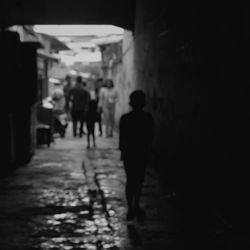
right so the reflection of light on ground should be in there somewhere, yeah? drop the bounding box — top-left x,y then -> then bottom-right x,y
0,130 -> 145,250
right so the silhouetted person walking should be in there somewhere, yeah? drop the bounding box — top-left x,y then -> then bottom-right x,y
68,76 -> 90,137
119,90 -> 154,221
86,99 -> 98,149
95,78 -> 104,136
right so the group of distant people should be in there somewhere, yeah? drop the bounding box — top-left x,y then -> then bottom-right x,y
54,74 -> 155,223
60,75 -> 119,149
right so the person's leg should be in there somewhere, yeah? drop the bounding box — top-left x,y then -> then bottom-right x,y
79,111 -> 84,137
87,133 -> 90,148
82,111 -> 87,135
126,178 -> 135,220
88,122 -> 95,147
106,108 -> 113,137
134,180 -> 144,214
98,111 -> 103,136
86,123 -> 90,148
134,166 -> 146,219
109,107 -> 115,137
92,132 -> 96,147
103,108 -> 109,137
124,162 -> 135,220
71,111 -> 77,137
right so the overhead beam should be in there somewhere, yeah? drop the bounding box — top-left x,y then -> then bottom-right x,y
0,0 -> 135,30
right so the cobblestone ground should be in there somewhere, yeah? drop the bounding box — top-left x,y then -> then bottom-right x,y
1,124 -> 249,250
0,125 -> 170,250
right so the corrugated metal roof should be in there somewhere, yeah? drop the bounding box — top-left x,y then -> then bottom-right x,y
37,32 -> 70,52
37,50 -> 60,62
92,35 -> 123,45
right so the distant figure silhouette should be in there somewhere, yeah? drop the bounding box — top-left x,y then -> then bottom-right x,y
94,78 -> 104,136
98,80 -> 108,135
103,79 -> 119,137
63,74 -> 72,115
86,99 -> 98,149
68,76 -> 90,137
119,90 -> 154,221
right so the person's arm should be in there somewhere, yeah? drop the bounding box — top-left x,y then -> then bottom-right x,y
67,88 -> 73,109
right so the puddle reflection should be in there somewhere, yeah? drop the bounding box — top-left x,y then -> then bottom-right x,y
0,144 -> 135,250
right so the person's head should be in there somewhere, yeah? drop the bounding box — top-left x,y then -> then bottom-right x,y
76,76 -> 82,84
64,75 -> 71,87
95,77 -> 103,86
106,79 -> 114,89
65,75 -> 71,82
102,81 -> 108,88
129,90 -> 146,110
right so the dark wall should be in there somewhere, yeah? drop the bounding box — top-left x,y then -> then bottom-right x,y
0,31 -> 38,175
0,0 -> 135,30
134,1 -> 249,227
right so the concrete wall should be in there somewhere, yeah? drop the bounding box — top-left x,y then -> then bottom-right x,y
1,31 -> 38,174
115,30 -> 137,122
131,1 -> 248,227
101,31 -> 136,126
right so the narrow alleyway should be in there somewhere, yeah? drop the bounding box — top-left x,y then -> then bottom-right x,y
0,124 -> 169,250
0,124 -> 249,250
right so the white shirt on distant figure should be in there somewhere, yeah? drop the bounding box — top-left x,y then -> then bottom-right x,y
90,89 -> 96,100
98,86 -> 109,110
52,87 -> 65,111
106,87 -> 119,109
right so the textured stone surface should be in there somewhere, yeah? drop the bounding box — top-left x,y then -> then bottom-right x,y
0,124 -> 249,250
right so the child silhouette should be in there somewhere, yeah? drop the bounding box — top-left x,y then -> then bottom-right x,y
119,90 -> 154,221
86,100 -> 98,149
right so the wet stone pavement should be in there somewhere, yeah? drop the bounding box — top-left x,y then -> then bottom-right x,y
1,126 -> 249,250
0,126 -> 170,250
